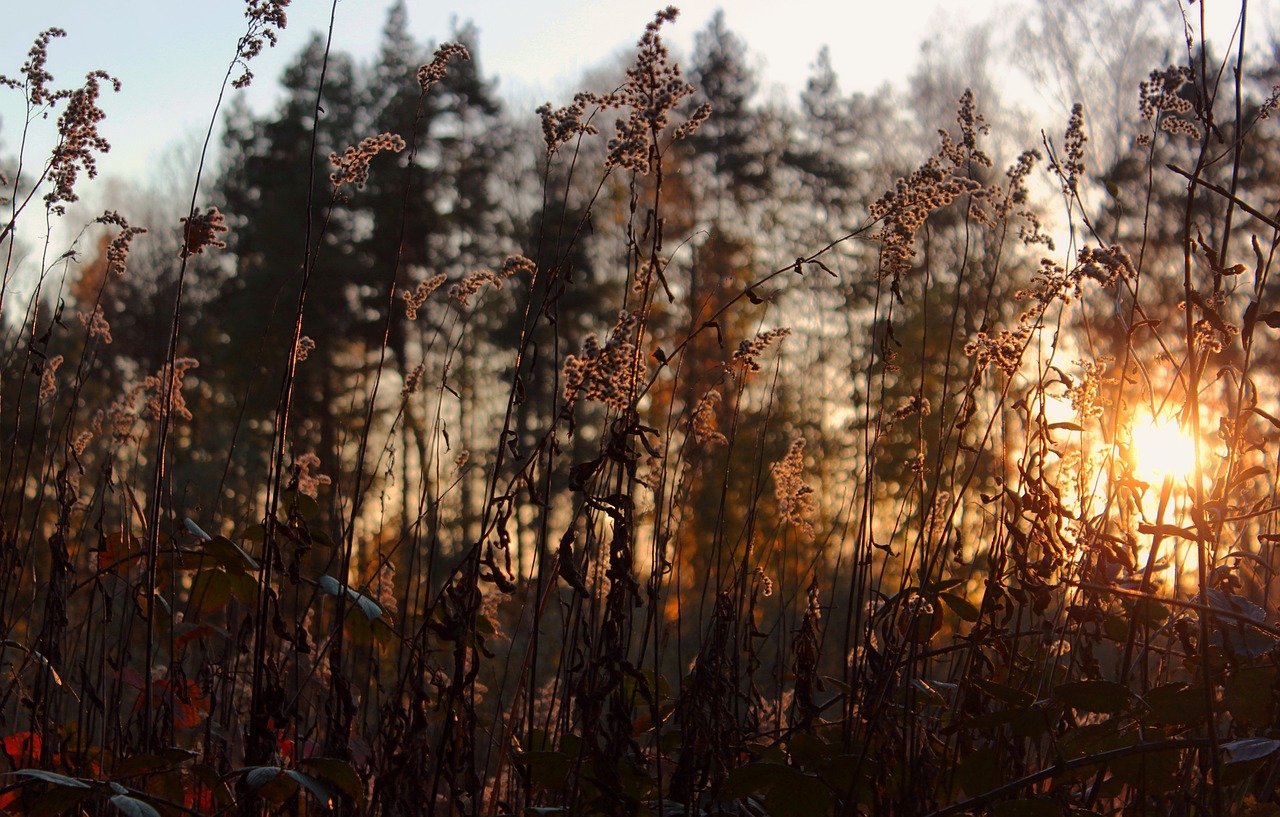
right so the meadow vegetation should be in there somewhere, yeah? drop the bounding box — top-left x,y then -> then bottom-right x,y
2,1 -> 1280,815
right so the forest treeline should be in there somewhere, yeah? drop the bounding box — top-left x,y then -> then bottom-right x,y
3,1 -> 1280,814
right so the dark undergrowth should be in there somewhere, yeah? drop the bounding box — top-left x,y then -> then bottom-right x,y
2,2 -> 1280,815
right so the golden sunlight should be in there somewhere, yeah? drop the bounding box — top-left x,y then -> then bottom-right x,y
1129,410 -> 1199,482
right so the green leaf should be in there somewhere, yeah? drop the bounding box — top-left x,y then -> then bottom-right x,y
241,766 -> 297,803
242,766 -> 283,789
110,794 -> 163,817
226,572 -> 259,606
1143,683 -> 1207,726
939,591 -> 980,622
110,754 -> 170,779
788,732 -> 833,772
1223,738 -> 1280,763
30,784 -> 92,817
190,568 -> 232,616
721,762 -> 795,799
284,770 -> 335,810
1055,680 -> 1135,714
972,679 -> 1034,708
1206,589 -> 1266,622
520,751 -> 570,791
908,678 -> 947,707
956,748 -> 999,797
992,798 -> 1063,817
298,758 -> 363,808
12,769 -> 92,788
281,490 -> 319,521
763,771 -> 834,817
203,535 -> 259,573
1225,666 -> 1277,727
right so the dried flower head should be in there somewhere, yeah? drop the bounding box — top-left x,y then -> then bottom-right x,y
1138,65 -> 1199,139
892,394 -> 932,422
562,310 -> 645,410
401,363 -> 425,398
95,211 -> 146,277
601,7 -> 696,173
180,207 -> 228,258
450,269 -> 502,307
536,93 -> 603,155
402,273 -> 447,319
964,326 -> 1029,377
295,336 -> 314,362
329,132 -> 406,189
771,438 -> 816,541
0,28 -> 67,105
71,429 -> 94,456
1066,358 -> 1115,419
1055,103 -> 1087,194
46,70 -> 121,214
143,357 -> 199,421
732,327 -> 792,372
233,0 -> 290,89
752,564 -> 774,597
690,387 -> 727,446
417,42 -> 470,92
39,355 -> 64,400
498,255 -> 536,278
79,304 -> 112,344
291,452 -> 331,497
869,139 -> 983,293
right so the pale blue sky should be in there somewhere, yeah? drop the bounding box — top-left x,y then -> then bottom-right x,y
0,0 -> 1265,192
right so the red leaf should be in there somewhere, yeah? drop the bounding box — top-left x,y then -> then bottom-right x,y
2,731 -> 41,767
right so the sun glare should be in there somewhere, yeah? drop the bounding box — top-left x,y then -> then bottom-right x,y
1129,411 -> 1199,482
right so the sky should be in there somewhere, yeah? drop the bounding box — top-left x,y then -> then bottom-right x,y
0,0 -> 1271,196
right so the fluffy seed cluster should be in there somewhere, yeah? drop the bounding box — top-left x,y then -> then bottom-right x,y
870,91 -> 991,291
562,310 -> 645,411
1185,288 -> 1238,353
96,211 -> 147,277
402,273 -> 447,319
870,156 -> 981,293
1138,66 -> 1198,142
79,305 -> 112,344
291,452 -> 331,497
689,388 -> 726,446
536,93 -> 602,156
39,355 -> 64,400
964,326 -> 1031,378
0,28 -> 66,104
1058,103 -> 1087,194
448,256 -> 533,308
180,207 -> 228,258
533,10 -> 708,166
295,336 -> 315,362
400,364 -> 425,398
417,42 -> 470,92
233,0 -> 290,89
330,132 -> 406,189
1066,358 -> 1115,419
450,270 -> 502,308
498,255 -> 536,278
892,394 -> 932,422
967,245 -> 1135,376
732,327 -> 792,372
1075,245 -> 1135,287
771,438 -> 816,541
604,7 -> 694,173
46,70 -> 121,214
143,358 -> 199,421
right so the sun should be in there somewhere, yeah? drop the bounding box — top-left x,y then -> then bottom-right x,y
1129,410 -> 1199,482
